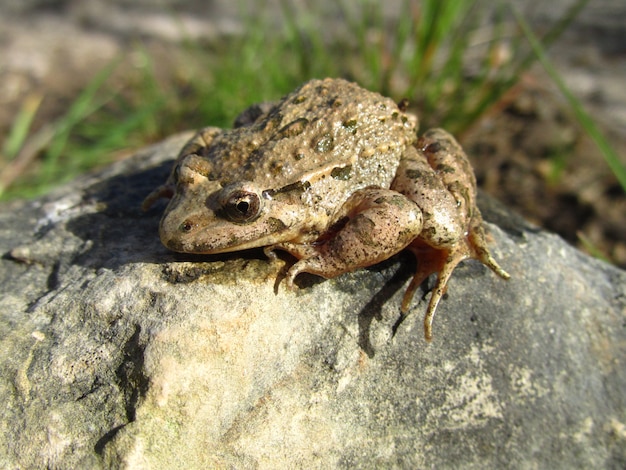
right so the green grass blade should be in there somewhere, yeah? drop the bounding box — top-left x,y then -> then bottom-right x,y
42,57 -> 122,175
1,2 -> 593,200
514,8 -> 626,192
2,94 -> 43,159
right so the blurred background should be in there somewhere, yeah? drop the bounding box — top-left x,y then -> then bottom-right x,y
0,0 -> 624,267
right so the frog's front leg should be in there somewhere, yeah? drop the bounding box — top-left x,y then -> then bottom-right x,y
265,187 -> 423,287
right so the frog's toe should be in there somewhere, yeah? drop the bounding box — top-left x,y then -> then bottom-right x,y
467,217 -> 510,280
481,252 -> 511,280
142,184 -> 174,211
401,243 -> 449,314
401,242 -> 470,341
400,267 -> 432,314
266,243 -> 325,289
284,263 -> 305,290
263,245 -> 279,260
422,265 -> 458,342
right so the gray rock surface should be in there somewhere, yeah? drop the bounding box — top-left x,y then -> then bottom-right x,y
1,133 -> 625,468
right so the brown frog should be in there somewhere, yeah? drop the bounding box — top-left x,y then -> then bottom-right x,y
143,78 -> 510,341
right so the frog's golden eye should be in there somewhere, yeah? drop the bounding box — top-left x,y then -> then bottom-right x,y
222,190 -> 262,223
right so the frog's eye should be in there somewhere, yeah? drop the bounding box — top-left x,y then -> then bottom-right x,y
222,189 -> 262,223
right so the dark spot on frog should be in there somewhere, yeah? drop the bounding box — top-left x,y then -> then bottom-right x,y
397,98 -> 410,112
342,119 -> 358,134
242,147 -> 267,169
275,117 -> 309,139
436,164 -> 456,174
262,180 -> 311,198
315,85 -> 330,96
398,226 -> 417,244
162,238 -> 179,252
267,217 -> 288,233
331,165 -> 352,180
244,140 -> 260,153
315,134 -> 334,153
374,194 -> 408,208
292,94 -> 307,104
270,160 -> 285,176
261,112 -> 284,133
330,98 -> 343,108
405,169 -> 422,180
422,225 -> 437,239
294,152 -> 306,161
319,216 -> 350,242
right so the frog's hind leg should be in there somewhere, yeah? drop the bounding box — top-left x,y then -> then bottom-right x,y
401,218 -> 510,342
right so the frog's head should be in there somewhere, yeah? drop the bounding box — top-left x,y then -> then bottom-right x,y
159,154 -> 310,254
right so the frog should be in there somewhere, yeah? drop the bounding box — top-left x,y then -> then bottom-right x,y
143,78 -> 510,341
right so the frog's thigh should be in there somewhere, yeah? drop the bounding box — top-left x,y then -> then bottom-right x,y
392,147 -> 464,249
282,188 -> 423,282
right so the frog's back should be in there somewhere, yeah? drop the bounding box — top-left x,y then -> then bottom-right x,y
204,78 -> 417,196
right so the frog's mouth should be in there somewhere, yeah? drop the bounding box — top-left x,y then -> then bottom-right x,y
160,210 -> 296,254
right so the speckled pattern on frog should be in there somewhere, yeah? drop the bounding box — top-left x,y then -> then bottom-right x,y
144,78 -> 510,340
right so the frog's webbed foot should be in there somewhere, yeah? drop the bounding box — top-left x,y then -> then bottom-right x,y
401,220 -> 509,342
266,187 -> 424,290
264,243 -> 319,289
400,243 -> 469,342
141,184 -> 174,211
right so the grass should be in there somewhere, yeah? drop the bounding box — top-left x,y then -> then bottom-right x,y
1,0 -> 619,201
513,7 -> 626,193
0,52 -> 174,199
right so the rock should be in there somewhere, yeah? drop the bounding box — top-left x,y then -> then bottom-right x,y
1,133 -> 625,469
